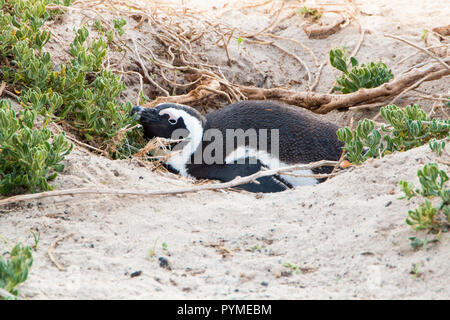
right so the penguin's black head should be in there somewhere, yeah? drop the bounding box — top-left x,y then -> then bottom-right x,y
131,103 -> 206,141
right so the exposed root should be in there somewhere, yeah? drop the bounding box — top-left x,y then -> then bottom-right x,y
237,62 -> 450,113
142,79 -> 222,108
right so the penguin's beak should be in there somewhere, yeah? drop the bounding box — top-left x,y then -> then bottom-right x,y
130,106 -> 160,122
130,106 -> 143,120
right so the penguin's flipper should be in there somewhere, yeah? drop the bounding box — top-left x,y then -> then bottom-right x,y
234,174 -> 289,193
213,158 -> 290,193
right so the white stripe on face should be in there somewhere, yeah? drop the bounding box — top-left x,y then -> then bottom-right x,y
160,107 -> 204,177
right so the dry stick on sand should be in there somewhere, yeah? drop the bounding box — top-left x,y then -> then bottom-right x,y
241,1 -> 284,38
417,93 -> 450,118
385,34 -> 450,71
283,171 -> 340,179
263,33 -> 319,67
215,0 -> 273,18
47,233 -> 75,271
311,59 -> 327,92
425,94 -> 442,118
396,45 -> 449,67
131,16 -> 243,103
0,81 -> 6,96
0,160 -> 337,206
415,94 -> 449,103
270,42 -> 312,85
245,38 -> 312,84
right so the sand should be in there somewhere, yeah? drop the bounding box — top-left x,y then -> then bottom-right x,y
0,0 -> 449,299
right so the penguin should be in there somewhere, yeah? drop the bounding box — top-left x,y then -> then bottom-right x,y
131,100 -> 344,193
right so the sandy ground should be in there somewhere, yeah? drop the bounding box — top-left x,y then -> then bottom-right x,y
0,0 -> 449,299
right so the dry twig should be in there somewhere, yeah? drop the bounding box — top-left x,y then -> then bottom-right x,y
0,160 -> 337,206
47,233 -> 75,271
385,34 -> 450,71
132,38 -> 170,96
0,81 -> 6,96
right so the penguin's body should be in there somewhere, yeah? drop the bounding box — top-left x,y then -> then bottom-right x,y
132,100 -> 343,193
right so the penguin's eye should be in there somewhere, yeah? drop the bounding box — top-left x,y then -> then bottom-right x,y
168,118 -> 178,125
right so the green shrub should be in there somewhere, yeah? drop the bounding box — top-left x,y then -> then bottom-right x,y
45,26 -> 134,143
400,163 -> 449,232
113,17 -> 126,36
0,0 -> 50,58
337,104 -> 449,165
297,6 -> 321,20
0,99 -> 72,195
330,48 -> 394,93
1,0 -> 142,154
0,243 -> 33,298
406,200 -> 439,231
16,26 -> 136,144
0,0 -> 147,194
429,138 -> 446,156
